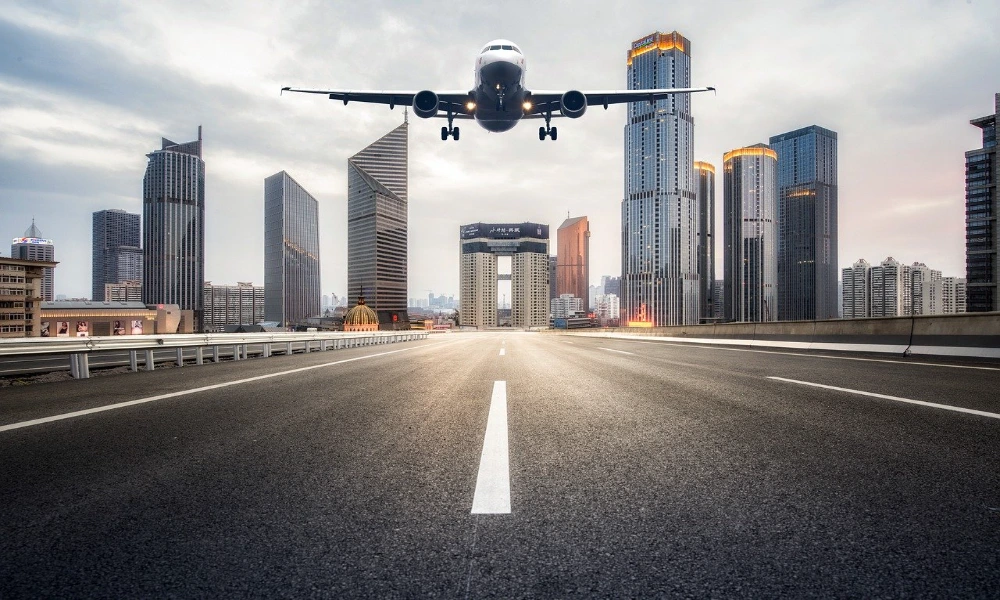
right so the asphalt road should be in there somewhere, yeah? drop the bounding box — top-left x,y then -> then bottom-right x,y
1,332 -> 998,598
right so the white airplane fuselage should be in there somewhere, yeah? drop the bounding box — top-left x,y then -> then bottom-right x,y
473,39 -> 528,132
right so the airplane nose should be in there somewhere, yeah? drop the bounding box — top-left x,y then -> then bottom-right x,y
481,60 -> 522,87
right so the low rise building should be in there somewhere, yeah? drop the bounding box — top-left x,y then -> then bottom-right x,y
0,257 -> 58,338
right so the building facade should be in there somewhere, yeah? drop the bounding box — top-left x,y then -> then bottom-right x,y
694,161 -> 715,322
11,220 -> 55,301
105,280 -> 142,303
911,262 -> 942,316
204,281 -> 265,332
942,277 -> 968,314
622,31 -> 699,327
551,293 -> 583,319
966,93 -> 998,312
769,125 -> 839,321
0,257 -> 56,337
594,293 -> 620,326
92,209 -> 141,301
870,257 -> 909,317
347,121 -> 409,329
142,129 -> 205,330
460,223 -> 549,329
723,145 -> 778,322
841,259 -> 871,319
556,216 -> 590,314
264,171 -> 321,327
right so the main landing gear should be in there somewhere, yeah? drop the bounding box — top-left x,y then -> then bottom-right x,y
538,112 -> 557,141
441,111 -> 459,141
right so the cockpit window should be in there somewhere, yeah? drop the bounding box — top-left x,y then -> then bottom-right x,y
482,46 -> 490,53
489,45 -> 501,50
512,46 -> 521,54
501,45 -> 513,50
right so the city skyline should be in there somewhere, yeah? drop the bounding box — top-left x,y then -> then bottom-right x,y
1,2 -> 996,301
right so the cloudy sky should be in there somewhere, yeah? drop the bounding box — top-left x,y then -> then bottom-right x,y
1,0 -> 997,301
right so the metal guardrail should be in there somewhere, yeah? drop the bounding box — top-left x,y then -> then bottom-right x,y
0,331 -> 429,379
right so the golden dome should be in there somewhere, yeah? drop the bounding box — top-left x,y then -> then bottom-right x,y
343,296 -> 379,329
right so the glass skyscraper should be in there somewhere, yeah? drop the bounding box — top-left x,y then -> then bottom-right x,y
142,128 -> 205,330
347,121 -> 409,328
92,209 -> 141,301
723,145 -> 778,322
622,31 -> 699,326
264,171 -> 321,327
556,216 -> 590,314
966,93 -> 998,312
769,125 -> 839,321
694,161 -> 715,322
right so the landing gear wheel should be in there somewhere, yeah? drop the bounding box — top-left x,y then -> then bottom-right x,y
550,127 -> 558,141
539,126 -> 546,141
453,126 -> 460,141
441,126 -> 448,141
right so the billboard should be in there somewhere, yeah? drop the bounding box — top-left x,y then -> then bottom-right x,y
11,237 -> 53,245
460,223 -> 549,240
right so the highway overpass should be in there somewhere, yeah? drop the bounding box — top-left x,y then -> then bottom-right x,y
1,332 -> 997,597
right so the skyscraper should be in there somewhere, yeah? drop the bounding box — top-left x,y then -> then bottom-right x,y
966,93 -> 998,312
723,145 -> 778,322
347,121 -> 408,328
142,128 -> 205,330
92,209 -> 141,301
770,125 -> 839,321
10,220 -> 54,301
556,215 -> 590,313
694,161 -> 715,322
264,171 -> 321,327
622,31 -> 699,326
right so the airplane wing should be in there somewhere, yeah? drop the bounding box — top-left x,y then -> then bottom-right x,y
281,87 -> 473,113
527,87 -> 715,113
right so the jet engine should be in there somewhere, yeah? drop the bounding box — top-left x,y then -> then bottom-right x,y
559,90 -> 587,118
412,90 -> 439,119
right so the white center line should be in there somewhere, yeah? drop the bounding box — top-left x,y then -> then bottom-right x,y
768,376 -> 1000,420
498,348 -> 506,356
0,345 -> 428,434
471,380 -> 510,514
597,347 -> 634,355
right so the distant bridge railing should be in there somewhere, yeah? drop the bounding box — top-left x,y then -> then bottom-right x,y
0,331 -> 429,380
553,312 -> 1000,359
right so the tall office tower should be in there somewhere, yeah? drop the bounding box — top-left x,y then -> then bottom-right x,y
694,161 -> 716,322
602,275 -> 622,298
622,31 -> 699,326
841,258 -> 871,319
723,145 -> 778,322
549,256 -> 558,304
910,262 -> 942,315
769,126 -> 839,321
942,277 -> 968,314
92,209 -> 141,301
347,121 -> 409,328
264,171 -> 321,327
556,216 -> 590,313
966,93 -> 999,312
460,223 -> 549,329
10,220 -> 55,301
870,257 -> 910,317
142,128 -> 205,330
203,281 -> 265,332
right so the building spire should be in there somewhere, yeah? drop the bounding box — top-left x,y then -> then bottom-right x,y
24,217 -> 43,238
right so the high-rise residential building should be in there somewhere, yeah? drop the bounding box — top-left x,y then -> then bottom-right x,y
92,209 -> 141,301
723,145 -> 778,322
0,257 -> 57,337
551,293 -> 583,318
966,93 -> 998,312
910,262 -> 942,316
347,121 -> 409,328
694,161 -> 715,323
942,277 -> 968,314
460,223 -> 549,329
556,216 -> 590,313
841,259 -> 871,319
622,31 -> 699,326
11,220 -> 55,301
142,128 -> 205,331
594,293 -> 620,327
769,126 -> 839,321
204,281 -> 265,332
105,280 -> 142,303
870,257 -> 909,317
264,171 -> 321,327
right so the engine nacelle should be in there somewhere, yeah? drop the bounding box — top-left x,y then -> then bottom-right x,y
559,90 -> 587,119
412,90 -> 439,119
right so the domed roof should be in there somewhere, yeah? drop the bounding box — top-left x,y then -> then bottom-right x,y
344,296 -> 379,326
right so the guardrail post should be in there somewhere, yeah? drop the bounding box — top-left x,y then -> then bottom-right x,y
263,343 -> 270,358
212,345 -> 220,363
69,354 -> 79,379
286,341 -> 292,355
176,348 -> 184,367
232,345 -> 240,361
130,350 -> 138,372
79,354 -> 90,379
195,347 -> 204,365
145,349 -> 155,371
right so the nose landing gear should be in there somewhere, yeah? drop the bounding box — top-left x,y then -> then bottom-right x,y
538,112 -> 557,141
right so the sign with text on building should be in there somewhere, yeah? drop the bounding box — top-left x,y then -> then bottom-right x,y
11,237 -> 53,245
460,223 -> 549,240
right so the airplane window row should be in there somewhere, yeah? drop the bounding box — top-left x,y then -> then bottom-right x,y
482,45 -> 522,54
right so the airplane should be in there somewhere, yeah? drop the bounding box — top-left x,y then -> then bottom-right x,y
281,39 -> 714,141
